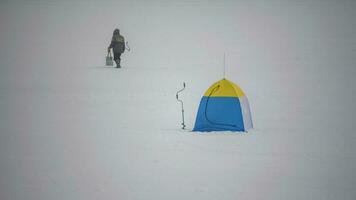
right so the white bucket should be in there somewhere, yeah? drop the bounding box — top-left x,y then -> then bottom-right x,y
106,52 -> 113,66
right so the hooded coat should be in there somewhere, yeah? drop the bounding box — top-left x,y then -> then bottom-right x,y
109,29 -> 125,54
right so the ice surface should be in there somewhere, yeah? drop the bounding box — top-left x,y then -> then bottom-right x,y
1,1 -> 356,200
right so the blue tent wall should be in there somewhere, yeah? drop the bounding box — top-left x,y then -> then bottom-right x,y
193,97 -> 244,131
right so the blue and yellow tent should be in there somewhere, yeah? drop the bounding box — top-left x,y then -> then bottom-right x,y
193,79 -> 253,132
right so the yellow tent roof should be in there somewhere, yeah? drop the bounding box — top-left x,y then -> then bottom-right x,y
203,79 -> 245,97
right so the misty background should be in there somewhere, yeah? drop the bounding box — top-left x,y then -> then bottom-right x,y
0,0 -> 356,199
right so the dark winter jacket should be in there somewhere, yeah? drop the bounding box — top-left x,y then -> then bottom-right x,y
109,34 -> 125,54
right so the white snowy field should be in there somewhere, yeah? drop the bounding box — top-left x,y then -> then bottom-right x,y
1,0 -> 356,200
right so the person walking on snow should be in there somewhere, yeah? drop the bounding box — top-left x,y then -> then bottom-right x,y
108,29 -> 125,68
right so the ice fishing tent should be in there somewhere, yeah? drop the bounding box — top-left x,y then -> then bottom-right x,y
193,79 -> 253,132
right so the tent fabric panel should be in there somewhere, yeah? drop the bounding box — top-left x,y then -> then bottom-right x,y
239,95 -> 253,130
193,96 -> 245,132
203,79 -> 245,98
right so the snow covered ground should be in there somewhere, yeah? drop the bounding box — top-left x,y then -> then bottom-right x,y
1,0 -> 356,200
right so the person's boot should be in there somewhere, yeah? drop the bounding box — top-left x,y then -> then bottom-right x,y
115,59 -> 121,68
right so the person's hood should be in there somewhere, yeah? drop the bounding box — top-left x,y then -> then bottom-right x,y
113,29 -> 120,35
